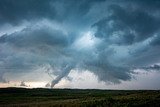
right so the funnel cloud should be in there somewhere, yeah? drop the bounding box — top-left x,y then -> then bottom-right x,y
0,0 -> 160,89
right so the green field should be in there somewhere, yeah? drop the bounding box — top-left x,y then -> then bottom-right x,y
0,88 -> 160,107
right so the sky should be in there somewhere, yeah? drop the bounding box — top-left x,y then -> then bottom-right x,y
0,0 -> 160,89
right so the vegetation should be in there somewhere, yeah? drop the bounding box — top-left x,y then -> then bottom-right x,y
0,88 -> 160,107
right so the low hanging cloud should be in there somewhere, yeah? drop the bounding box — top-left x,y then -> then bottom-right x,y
0,0 -> 160,88
141,64 -> 160,71
20,81 -> 28,87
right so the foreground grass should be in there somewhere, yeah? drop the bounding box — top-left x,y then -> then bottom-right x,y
0,88 -> 160,107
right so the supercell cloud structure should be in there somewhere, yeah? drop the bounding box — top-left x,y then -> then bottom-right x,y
0,0 -> 160,88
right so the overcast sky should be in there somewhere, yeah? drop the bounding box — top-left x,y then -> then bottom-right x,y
0,0 -> 160,89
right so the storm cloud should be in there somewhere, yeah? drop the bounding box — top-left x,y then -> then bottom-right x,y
0,0 -> 160,88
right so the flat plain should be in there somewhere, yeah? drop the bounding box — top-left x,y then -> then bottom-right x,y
0,88 -> 160,107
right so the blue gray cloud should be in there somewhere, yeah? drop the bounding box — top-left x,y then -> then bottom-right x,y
0,0 -> 160,88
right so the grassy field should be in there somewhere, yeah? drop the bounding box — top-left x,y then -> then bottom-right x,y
0,88 -> 160,107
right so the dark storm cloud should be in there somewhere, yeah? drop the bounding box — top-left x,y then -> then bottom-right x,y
93,4 -> 160,45
134,0 -> 160,10
142,64 -> 160,71
0,0 -> 56,25
91,1 -> 160,73
0,0 -> 105,25
0,22 -> 76,86
150,34 -> 160,46
0,27 -> 68,48
0,25 -> 70,72
84,60 -> 131,83
0,0 -> 160,88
